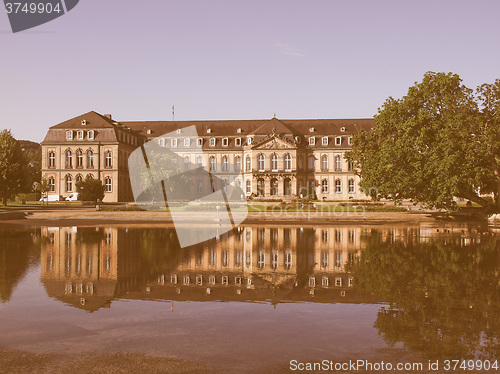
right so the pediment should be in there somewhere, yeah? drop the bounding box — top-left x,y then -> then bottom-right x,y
252,136 -> 296,150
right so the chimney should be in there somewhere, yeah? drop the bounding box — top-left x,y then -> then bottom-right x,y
104,114 -> 112,120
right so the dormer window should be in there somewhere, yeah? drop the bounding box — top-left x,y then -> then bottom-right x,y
176,129 -> 182,134
237,128 -> 242,133
247,137 -> 252,145
322,137 -> 328,146
159,138 -> 165,147
210,138 -> 216,147
81,120 -> 87,126
171,138 -> 178,147
348,136 -> 353,145
340,127 -> 346,132
235,137 -> 241,146
309,127 -> 315,132
77,130 -> 84,140
207,128 -> 212,134
88,130 -> 94,140
197,138 -> 203,147
66,131 -> 73,140
309,137 -> 315,145
335,137 -> 342,145
184,138 -> 190,147
147,129 -> 152,135
222,138 -> 229,147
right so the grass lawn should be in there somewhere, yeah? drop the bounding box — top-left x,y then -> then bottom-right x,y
0,201 -> 84,211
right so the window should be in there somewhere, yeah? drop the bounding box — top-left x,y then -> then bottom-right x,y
335,230 -> 342,243
65,150 -> 72,168
184,138 -> 190,147
257,251 -> 265,269
335,251 -> 342,267
284,154 -> 292,171
222,250 -> 229,267
322,137 -> 328,145
105,151 -> 112,168
271,252 -> 278,270
258,154 -> 265,171
171,138 -> 178,147
196,155 -> 203,167
77,130 -> 84,140
76,174 -> 83,184
335,155 -> 342,171
159,138 -> 165,147
88,130 -> 94,140
348,136 -> 352,145
210,156 -> 216,171
298,155 -> 303,170
66,131 -> 73,140
348,229 -> 355,243
65,175 -> 72,192
246,180 -> 251,194
48,177 -> 55,192
246,156 -> 251,171
335,179 -> 342,193
322,277 -> 329,287
105,177 -> 112,192
309,277 -> 316,287
348,160 -> 353,171
235,137 -> 241,146
322,179 -> 329,194
210,138 -> 216,147
349,179 -> 355,193
335,277 -> 343,287
197,138 -> 203,146
222,156 -> 229,171
321,251 -> 328,268
222,138 -> 228,147
308,156 -> 315,170
48,152 -> 55,168
184,156 -> 190,170
309,137 -> 315,145
176,129 -> 182,134
235,156 -> 241,172
321,155 -> 328,171
271,154 -> 278,171
76,150 -> 83,168
335,136 -> 342,145
247,137 -> 252,145
87,150 -> 94,168
284,251 -> 292,270
322,229 -> 329,243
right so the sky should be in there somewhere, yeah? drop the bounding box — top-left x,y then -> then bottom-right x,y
1,0 -> 500,143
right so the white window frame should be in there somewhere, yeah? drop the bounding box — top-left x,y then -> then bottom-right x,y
335,136 -> 342,145
309,137 -> 315,145
335,179 -> 342,193
335,155 -> 342,171
66,131 -> 73,140
258,154 -> 265,172
322,179 -> 329,194
348,136 -> 352,145
246,180 -> 251,194
247,137 -> 252,145
184,138 -> 190,147
77,130 -> 84,140
171,138 -> 178,147
159,138 -> 165,147
321,155 -> 328,171
88,130 -> 94,140
235,137 -> 241,146
322,136 -> 328,145
284,154 -> 292,171
197,138 -> 203,146
105,177 -> 112,192
348,179 -> 355,193
222,137 -> 229,147
105,151 -> 112,168
271,154 -> 278,171
48,152 -> 55,168
210,138 -> 216,147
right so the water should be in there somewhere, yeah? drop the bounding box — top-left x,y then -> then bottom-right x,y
0,223 -> 498,373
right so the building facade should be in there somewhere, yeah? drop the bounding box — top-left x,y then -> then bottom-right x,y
41,111 -> 374,202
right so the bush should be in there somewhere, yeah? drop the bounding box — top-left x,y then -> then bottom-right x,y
76,178 -> 105,203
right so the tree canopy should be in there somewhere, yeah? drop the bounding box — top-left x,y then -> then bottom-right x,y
76,177 -> 105,203
347,72 -> 500,211
0,130 -> 26,205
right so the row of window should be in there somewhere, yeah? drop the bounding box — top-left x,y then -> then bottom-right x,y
158,136 -> 352,148
46,175 -> 113,193
48,150 -> 113,169
66,130 -> 94,141
248,178 -> 356,195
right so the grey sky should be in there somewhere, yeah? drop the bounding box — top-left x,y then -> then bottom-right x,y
1,0 -> 499,142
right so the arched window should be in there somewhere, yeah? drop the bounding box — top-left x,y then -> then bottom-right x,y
335,155 -> 342,171
209,156 -> 216,171
321,155 -> 328,171
48,177 -> 55,192
48,151 -> 56,168
104,177 -> 112,192
65,175 -> 72,192
105,151 -> 112,168
271,154 -> 278,171
246,155 -> 251,171
222,156 -> 229,171
308,156 -> 315,170
335,179 -> 342,193
270,178 -> 278,195
76,174 -> 83,184
87,150 -> 94,168
348,179 -> 355,193
284,154 -> 292,171
298,155 -> 303,170
76,149 -> 83,168
65,150 -> 72,168
322,179 -> 329,194
86,174 -> 94,180
235,156 -> 241,172
257,178 -> 265,196
258,154 -> 265,171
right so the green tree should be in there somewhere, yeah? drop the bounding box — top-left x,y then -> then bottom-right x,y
76,177 -> 105,203
0,130 -> 26,205
18,140 -> 41,194
347,72 -> 500,211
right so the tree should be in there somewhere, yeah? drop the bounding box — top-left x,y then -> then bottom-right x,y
18,140 -> 41,194
76,177 -> 105,203
0,130 -> 26,205
347,72 -> 500,211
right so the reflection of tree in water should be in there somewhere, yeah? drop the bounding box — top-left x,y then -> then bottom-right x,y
0,228 -> 40,302
347,232 -> 500,360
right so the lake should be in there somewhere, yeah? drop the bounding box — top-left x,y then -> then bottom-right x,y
0,223 -> 498,373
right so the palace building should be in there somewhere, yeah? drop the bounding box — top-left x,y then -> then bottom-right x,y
41,111 -> 374,202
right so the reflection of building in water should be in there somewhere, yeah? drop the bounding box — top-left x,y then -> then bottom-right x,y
41,227 -> 144,312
